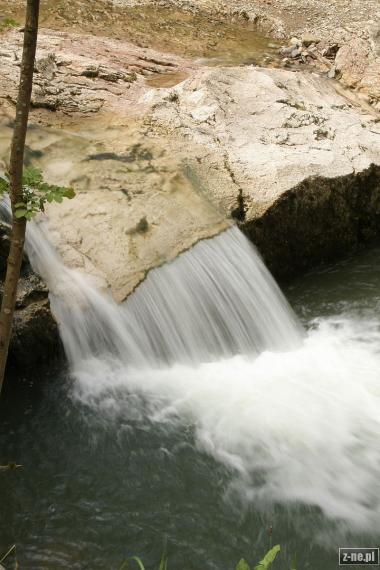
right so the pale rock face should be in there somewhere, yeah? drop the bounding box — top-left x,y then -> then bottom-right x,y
152,67 -> 380,217
44,170 -> 230,302
151,66 -> 380,276
0,113 -> 230,303
2,63 -> 380,296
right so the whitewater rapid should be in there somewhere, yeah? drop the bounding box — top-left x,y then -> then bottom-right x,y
7,208 -> 380,535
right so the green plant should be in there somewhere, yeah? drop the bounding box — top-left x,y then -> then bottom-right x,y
0,18 -> 19,32
236,545 -> 281,570
119,545 -> 294,570
236,560 -> 250,570
0,167 -> 75,220
253,545 -> 281,570
119,554 -> 166,570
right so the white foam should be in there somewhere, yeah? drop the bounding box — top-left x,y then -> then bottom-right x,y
72,317 -> 380,531
6,204 -> 379,533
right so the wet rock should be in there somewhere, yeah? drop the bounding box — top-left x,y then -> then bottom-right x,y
0,222 -> 60,368
0,112 -> 230,302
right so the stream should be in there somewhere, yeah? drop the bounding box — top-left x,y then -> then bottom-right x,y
1,229 -> 380,569
0,4 -> 379,569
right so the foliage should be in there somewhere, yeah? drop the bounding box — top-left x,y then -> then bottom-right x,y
0,18 -> 19,32
254,545 -> 281,570
0,167 -> 75,220
119,545 -> 291,570
236,560 -> 251,570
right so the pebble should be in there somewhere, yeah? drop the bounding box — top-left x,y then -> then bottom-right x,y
290,36 -> 301,46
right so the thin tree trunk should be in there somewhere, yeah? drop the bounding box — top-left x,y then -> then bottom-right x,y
0,0 -> 40,393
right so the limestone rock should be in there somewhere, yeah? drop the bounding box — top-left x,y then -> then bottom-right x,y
151,66 -> 380,277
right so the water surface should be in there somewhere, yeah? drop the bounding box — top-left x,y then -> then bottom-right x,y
1,244 -> 380,569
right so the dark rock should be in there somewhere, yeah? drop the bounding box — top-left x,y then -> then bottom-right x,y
0,222 -> 61,369
244,164 -> 380,282
322,44 -> 340,59
81,67 -> 99,78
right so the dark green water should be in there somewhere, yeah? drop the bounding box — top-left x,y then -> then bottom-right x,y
1,245 -> 380,569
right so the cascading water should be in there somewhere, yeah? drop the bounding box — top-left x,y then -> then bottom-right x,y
25,223 -> 303,368
3,203 -> 380,536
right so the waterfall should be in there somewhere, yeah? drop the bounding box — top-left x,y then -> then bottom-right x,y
22,216 -> 303,369
3,203 -> 380,534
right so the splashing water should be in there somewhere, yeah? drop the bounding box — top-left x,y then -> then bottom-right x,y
4,202 -> 380,535
23,220 -> 303,368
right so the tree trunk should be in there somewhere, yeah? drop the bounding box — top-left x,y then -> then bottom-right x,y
0,0 -> 40,393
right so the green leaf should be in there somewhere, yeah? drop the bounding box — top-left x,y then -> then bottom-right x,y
22,166 -> 43,187
129,556 -> 146,570
254,545 -> 281,570
159,554 -> 168,570
63,187 -> 75,199
8,165 -> 76,218
236,559 -> 250,570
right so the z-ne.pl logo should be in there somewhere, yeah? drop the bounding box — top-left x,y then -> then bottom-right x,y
339,548 -> 379,566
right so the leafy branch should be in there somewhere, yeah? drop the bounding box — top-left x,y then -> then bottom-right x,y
0,167 -> 75,220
